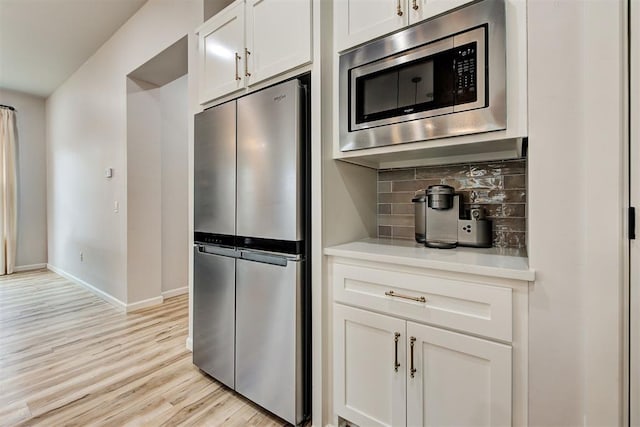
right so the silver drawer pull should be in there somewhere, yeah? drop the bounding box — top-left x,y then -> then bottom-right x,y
385,290 -> 426,303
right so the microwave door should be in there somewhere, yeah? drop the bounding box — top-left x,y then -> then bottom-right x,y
349,37 -> 454,132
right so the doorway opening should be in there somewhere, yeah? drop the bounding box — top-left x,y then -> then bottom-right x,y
126,36 -> 189,306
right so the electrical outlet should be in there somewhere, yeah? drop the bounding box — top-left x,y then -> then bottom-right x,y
80,252 -> 84,262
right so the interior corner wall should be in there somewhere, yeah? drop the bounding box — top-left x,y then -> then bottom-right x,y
46,0 -> 201,304
160,75 -> 189,294
126,74 -> 188,304
203,0 -> 234,21
0,89 -> 47,268
126,77 -> 163,304
527,0 -> 625,425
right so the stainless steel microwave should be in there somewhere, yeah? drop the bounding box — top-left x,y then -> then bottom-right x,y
339,0 -> 506,152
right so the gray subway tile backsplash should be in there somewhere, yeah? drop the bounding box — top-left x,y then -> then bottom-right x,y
378,158 -> 527,249
379,169 -> 417,181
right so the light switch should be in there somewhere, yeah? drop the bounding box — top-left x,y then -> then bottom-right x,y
114,201 -> 119,213
105,168 -> 113,178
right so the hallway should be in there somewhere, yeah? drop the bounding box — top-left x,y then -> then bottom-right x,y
0,270 -> 286,426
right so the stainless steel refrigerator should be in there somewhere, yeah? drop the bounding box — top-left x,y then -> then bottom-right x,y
193,78 -> 310,425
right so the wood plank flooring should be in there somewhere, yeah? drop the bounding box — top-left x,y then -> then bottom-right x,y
0,270 -> 287,427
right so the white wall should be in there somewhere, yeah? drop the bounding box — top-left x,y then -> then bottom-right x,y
0,89 -> 47,269
126,77 -> 163,304
47,0 -> 201,304
160,75 -> 189,293
527,0 -> 625,425
631,0 -> 640,423
126,74 -> 188,303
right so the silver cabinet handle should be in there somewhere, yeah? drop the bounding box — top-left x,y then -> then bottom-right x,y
410,336 -> 417,378
244,48 -> 251,77
397,0 -> 403,16
394,332 -> 401,372
412,0 -> 419,10
385,290 -> 426,303
235,52 -> 241,81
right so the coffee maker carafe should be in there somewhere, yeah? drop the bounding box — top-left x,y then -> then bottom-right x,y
413,185 -> 492,249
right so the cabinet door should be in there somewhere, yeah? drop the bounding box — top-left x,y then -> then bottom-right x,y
408,0 -> 474,24
246,0 -> 312,86
197,0 -> 245,104
334,304 -> 406,427
406,322 -> 512,427
334,0 -> 407,52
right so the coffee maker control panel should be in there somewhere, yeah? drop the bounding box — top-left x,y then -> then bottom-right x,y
457,219 -> 492,248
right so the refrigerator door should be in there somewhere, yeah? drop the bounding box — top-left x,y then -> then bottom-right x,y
194,101 -> 236,236
236,79 -> 304,242
235,254 -> 304,425
193,245 -> 237,388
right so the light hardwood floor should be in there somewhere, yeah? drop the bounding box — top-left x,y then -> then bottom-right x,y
0,270 -> 287,427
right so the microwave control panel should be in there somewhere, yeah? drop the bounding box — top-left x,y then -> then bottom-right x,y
454,42 -> 478,105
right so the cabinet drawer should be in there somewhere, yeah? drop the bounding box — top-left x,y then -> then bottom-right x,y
332,263 -> 512,342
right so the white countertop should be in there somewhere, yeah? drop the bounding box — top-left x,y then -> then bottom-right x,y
324,238 -> 535,282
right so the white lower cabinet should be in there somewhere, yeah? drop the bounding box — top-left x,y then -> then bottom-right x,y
406,322 -> 512,427
334,304 -> 512,427
334,304 -> 406,427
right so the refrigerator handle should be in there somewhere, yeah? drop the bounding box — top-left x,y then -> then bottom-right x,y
197,245 -> 239,258
240,250 -> 289,267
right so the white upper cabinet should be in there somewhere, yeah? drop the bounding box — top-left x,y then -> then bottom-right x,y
197,1 -> 245,104
197,0 -> 312,104
246,0 -> 312,86
334,0 -> 407,52
408,0 -> 473,24
334,0 -> 474,52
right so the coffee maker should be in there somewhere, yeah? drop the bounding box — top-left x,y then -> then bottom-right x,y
413,185 -> 492,249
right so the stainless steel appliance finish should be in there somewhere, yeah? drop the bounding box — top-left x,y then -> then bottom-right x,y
426,184 -> 455,210
237,80 -> 304,242
425,194 -> 461,248
348,27 -> 486,132
193,245 -> 237,388
420,189 -> 493,248
194,101 -> 236,236
458,218 -> 492,247
235,254 -> 304,425
193,77 -> 310,425
339,0 -> 506,152
412,192 -> 426,243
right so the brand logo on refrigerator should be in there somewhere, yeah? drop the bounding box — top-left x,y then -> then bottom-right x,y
274,94 -> 287,102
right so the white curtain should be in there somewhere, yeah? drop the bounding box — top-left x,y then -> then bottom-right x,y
0,107 -> 17,275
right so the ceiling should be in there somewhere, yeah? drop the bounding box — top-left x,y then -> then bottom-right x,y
0,0 -> 148,98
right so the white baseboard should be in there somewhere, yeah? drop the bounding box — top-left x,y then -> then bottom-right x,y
126,295 -> 164,312
162,286 -> 188,299
186,336 -> 193,352
14,263 -> 47,272
47,264 -> 127,311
